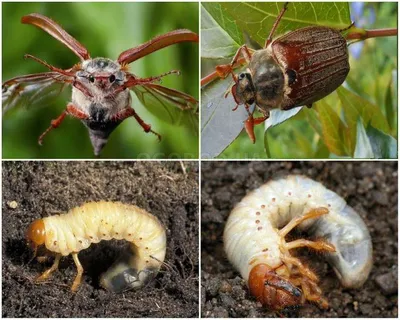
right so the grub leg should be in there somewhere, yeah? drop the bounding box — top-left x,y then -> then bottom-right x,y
279,207 -> 329,237
285,239 -> 336,252
300,278 -> 329,309
281,255 -> 318,282
36,254 -> 61,282
71,253 -> 83,292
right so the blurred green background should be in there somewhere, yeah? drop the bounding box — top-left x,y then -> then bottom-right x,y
2,2 -> 199,159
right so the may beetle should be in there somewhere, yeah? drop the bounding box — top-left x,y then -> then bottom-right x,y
215,3 -> 351,143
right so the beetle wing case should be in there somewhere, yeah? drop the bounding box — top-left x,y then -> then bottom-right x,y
272,26 -> 350,110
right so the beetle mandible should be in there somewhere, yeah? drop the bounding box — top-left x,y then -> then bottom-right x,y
216,3 -> 351,143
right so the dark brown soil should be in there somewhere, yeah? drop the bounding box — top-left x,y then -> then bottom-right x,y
201,161 -> 398,318
2,161 -> 199,318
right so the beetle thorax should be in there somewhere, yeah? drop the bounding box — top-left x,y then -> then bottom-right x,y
72,58 -> 130,119
248,48 -> 285,111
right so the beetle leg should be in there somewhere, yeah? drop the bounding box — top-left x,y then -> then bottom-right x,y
284,239 -> 336,252
71,253 -> 83,292
243,111 -> 269,143
215,45 -> 253,79
38,110 -> 68,145
253,115 -> 269,125
110,108 -> 162,141
264,2 -> 289,48
66,103 -> 89,120
35,254 -> 61,282
279,207 -> 329,237
244,114 -> 256,144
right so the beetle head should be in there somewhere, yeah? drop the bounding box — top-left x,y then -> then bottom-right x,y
248,263 -> 303,310
235,72 -> 256,105
26,219 -> 46,253
78,58 -> 126,92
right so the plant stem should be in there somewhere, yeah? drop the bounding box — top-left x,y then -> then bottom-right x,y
346,28 -> 397,40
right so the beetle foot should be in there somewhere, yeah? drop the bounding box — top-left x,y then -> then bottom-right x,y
215,64 -> 233,79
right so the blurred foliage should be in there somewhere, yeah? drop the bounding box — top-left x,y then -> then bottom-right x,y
2,2 -> 199,159
201,2 -> 397,159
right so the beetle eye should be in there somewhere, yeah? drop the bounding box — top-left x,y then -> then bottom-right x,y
109,75 -> 116,83
238,73 -> 246,80
88,75 -> 95,83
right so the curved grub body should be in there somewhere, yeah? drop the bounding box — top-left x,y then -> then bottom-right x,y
31,201 -> 166,292
224,175 -> 372,309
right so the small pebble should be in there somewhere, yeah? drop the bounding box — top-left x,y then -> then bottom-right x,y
219,280 -> 232,293
7,201 -> 18,209
375,268 -> 398,296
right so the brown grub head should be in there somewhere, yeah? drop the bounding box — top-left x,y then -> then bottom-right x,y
248,263 -> 302,310
26,219 -> 46,250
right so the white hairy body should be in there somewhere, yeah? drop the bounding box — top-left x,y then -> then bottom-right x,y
224,175 -> 373,288
71,58 -> 131,117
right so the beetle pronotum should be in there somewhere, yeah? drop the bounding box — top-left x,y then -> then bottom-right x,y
26,201 -> 166,292
224,175 -> 372,310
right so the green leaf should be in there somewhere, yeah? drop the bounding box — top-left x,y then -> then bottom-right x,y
354,120 -> 397,159
365,124 -> 397,158
201,5 -> 241,59
208,2 -> 351,47
384,76 -> 395,131
264,107 -> 303,131
336,86 -> 390,152
202,3 -> 243,48
315,100 -> 349,156
305,108 -> 323,137
354,118 -> 374,158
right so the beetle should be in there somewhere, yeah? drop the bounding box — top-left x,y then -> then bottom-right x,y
2,13 -> 198,155
214,3 -> 351,143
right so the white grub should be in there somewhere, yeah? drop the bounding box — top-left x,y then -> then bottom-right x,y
30,201 -> 166,292
224,175 -> 372,308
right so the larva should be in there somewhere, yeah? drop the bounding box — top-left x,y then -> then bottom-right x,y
26,201 -> 166,292
224,175 -> 373,310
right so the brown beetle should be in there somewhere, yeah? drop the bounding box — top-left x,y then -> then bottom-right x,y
3,13 -> 198,156
215,3 -> 350,143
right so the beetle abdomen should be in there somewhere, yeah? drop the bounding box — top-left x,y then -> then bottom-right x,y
272,26 -> 349,110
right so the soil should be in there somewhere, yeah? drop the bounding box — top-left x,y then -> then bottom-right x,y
2,161 -> 199,318
201,161 -> 398,318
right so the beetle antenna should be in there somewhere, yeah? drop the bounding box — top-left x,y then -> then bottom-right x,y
265,2 -> 289,47
154,70 -> 181,84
